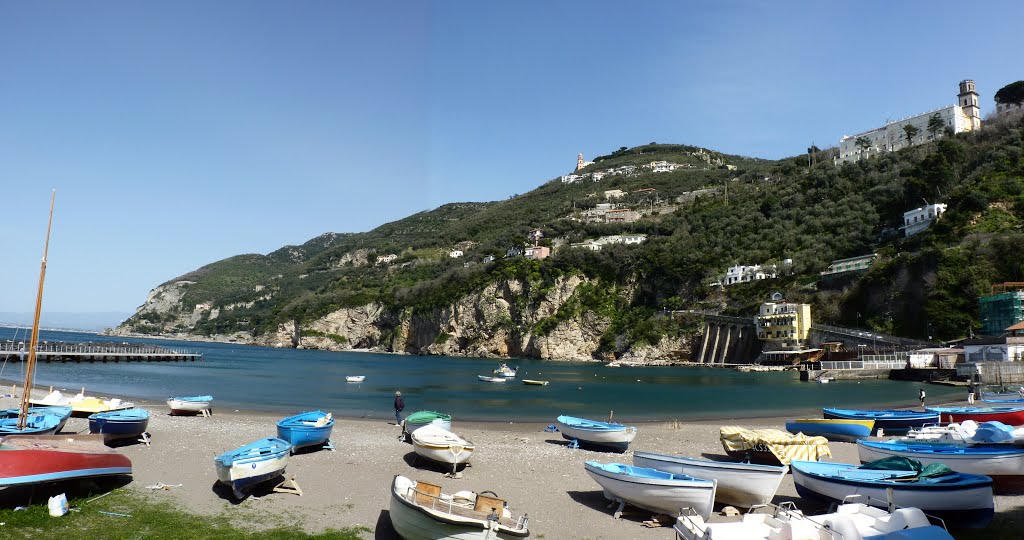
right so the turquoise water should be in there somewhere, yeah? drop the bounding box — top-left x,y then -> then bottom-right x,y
0,327 -> 963,422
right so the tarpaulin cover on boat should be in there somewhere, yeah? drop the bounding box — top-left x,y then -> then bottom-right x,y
719,426 -> 831,465
860,456 -> 954,479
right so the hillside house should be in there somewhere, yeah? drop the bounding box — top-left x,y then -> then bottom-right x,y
483,254 -> 496,263
525,246 -> 551,260
571,240 -> 602,251
560,174 -> 585,184
756,301 -> 812,346
995,81 -> 1024,118
723,264 -> 771,286
837,80 -> 982,163
506,246 -> 524,257
604,189 -> 626,199
528,229 -> 544,244
821,254 -> 877,279
605,209 -> 641,223
596,234 -> 647,246
449,250 -> 463,258
376,254 -> 398,265
902,203 -> 947,237
963,324 -> 1024,362
646,161 -> 683,173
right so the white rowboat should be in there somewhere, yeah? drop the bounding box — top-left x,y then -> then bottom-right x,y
584,461 -> 717,519
633,451 -> 787,508
411,424 -> 475,471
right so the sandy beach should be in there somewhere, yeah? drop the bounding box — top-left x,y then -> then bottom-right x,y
2,388 -> 1022,539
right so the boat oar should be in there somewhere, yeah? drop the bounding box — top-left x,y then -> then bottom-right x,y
450,444 -> 464,476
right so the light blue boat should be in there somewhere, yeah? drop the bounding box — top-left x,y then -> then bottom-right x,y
785,418 -> 874,441
584,461 -> 717,519
555,415 -> 638,452
1,405 -> 72,433
858,439 -> 1024,478
823,408 -> 939,433
792,459 -> 994,528
214,437 -> 292,499
276,411 -> 334,452
0,409 -> 64,435
89,408 -> 150,442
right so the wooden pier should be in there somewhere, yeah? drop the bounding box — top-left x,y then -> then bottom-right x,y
0,341 -> 203,363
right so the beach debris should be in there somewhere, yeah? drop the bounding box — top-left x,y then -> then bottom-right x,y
145,483 -> 183,491
48,494 -> 69,517
641,514 -> 675,528
721,506 -> 740,517
98,511 -> 132,518
13,507 -> 25,511
443,471 -> 463,479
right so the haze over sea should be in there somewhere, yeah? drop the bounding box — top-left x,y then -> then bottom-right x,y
0,327 -> 961,422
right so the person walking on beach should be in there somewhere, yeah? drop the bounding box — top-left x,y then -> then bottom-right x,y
968,380 -> 976,404
394,391 -> 405,426
919,388 -> 926,408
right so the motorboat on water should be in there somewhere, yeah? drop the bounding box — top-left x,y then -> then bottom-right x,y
493,363 -> 517,378
478,375 -> 507,383
345,375 -> 365,383
388,475 -> 529,539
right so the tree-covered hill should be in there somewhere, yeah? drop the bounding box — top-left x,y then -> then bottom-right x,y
119,118 -> 1024,352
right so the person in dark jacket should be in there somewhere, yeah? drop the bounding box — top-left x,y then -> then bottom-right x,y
394,391 -> 405,425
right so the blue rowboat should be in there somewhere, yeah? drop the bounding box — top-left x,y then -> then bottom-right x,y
584,461 -> 717,519
786,418 -> 874,441
214,437 -> 291,499
0,410 -> 63,436
791,459 -> 994,528
1,406 -> 72,433
555,415 -> 637,452
88,408 -> 150,442
167,395 -> 213,415
980,391 -> 1024,403
275,411 -> 334,452
823,408 -> 939,433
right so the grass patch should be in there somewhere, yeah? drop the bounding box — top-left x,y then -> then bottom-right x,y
0,488 -> 369,540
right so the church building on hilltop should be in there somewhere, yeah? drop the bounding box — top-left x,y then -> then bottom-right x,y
836,80 -> 982,164
575,152 -> 594,171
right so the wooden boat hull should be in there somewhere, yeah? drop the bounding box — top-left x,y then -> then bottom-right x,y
633,451 -> 786,508
555,415 -> 637,452
786,419 -> 875,441
275,411 -> 334,451
823,408 -> 939,433
791,460 -> 994,528
858,440 -> 1024,477
389,475 -> 529,539
411,425 -> 474,466
0,434 -> 132,486
584,462 -> 717,519
167,396 -> 212,415
88,409 -> 150,442
214,437 -> 291,499
927,406 -> 1024,426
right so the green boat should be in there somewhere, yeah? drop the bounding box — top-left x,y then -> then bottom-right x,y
402,411 -> 452,435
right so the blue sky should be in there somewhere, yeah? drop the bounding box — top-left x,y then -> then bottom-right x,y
1,1 -> 1021,315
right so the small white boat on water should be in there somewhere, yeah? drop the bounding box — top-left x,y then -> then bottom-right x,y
493,363 -> 517,378
478,375 -> 507,383
411,424 -> 475,471
674,501 -> 954,540
389,475 -> 529,539
633,451 -> 787,508
345,375 -> 365,383
584,461 -> 717,519
167,395 -> 213,415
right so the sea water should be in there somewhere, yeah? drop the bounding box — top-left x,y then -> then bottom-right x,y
0,327 -> 962,422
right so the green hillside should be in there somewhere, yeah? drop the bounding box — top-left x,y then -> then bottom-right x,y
123,117 -> 1024,346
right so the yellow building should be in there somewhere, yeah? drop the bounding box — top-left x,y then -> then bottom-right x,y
756,302 -> 812,344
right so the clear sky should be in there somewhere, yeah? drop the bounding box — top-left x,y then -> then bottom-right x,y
2,1 -> 1022,315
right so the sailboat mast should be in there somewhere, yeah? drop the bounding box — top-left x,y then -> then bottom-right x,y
17,190 -> 55,430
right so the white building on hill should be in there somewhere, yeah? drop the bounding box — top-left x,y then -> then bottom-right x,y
903,203 -> 947,237
837,80 -> 981,164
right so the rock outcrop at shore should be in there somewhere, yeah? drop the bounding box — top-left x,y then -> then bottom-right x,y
113,276 -> 691,363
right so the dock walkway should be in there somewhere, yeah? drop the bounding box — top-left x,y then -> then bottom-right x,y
0,341 -> 203,363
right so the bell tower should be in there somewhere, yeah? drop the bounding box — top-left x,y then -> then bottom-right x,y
958,79 -> 981,130
576,152 -> 585,171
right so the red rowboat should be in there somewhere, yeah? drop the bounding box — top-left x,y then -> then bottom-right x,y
927,407 -> 1024,426
0,434 -> 132,486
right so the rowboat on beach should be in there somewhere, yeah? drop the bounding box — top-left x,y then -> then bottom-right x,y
31,390 -> 134,418
0,434 -> 133,487
167,395 -> 213,415
584,461 -> 718,519
822,408 -> 939,433
791,458 -> 994,528
632,451 -> 787,508
720,426 -> 831,465
785,418 -> 875,442
555,415 -> 638,452
522,379 -> 548,386
88,408 -> 150,443
389,475 -> 529,539
926,406 -> 1024,425
0,405 -> 72,435
858,439 -> 1024,478
275,411 -> 334,452
214,437 -> 291,499
402,410 -> 452,436
411,424 -> 475,472
477,375 -> 507,383
674,500 -> 955,540
345,375 -> 365,383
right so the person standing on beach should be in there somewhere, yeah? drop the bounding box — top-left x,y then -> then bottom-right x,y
919,388 -> 926,408
968,380 -> 976,404
394,391 -> 405,425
